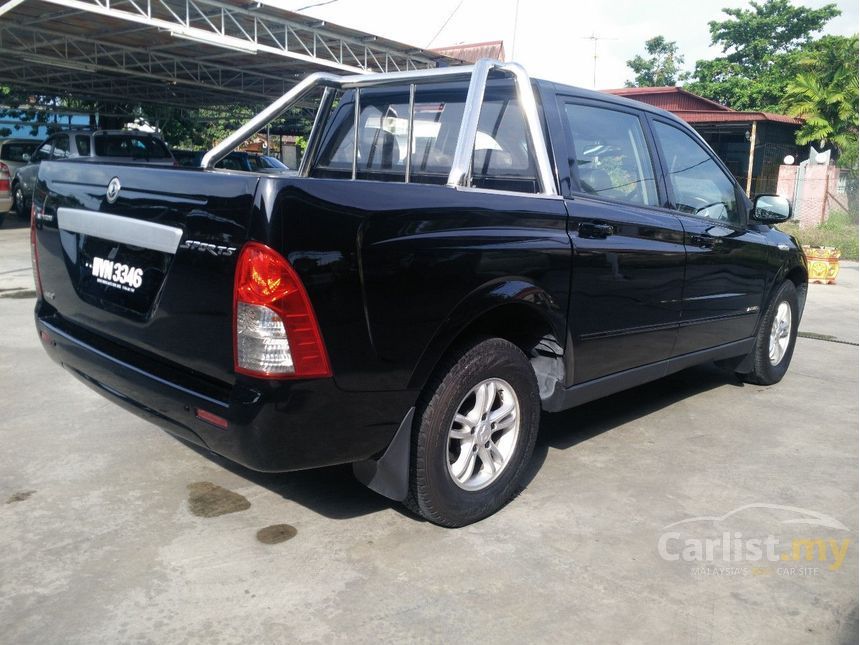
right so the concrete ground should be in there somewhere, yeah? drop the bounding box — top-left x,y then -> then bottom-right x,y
1,217 -> 857,644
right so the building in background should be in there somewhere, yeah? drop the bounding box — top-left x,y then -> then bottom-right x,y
604,86 -> 803,197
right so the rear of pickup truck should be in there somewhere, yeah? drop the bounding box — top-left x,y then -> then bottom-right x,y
32,161 -> 415,472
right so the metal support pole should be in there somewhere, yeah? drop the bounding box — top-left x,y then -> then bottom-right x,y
745,121 -> 757,197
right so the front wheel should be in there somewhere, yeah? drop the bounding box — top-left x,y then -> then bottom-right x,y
738,280 -> 799,385
406,337 -> 540,527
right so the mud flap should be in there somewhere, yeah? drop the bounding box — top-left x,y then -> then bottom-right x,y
352,407 -> 414,501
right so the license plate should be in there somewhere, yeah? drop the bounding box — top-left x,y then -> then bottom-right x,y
90,256 -> 145,293
76,236 -> 171,318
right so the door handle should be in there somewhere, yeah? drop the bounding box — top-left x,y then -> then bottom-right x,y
579,222 -> 614,239
690,234 -> 717,249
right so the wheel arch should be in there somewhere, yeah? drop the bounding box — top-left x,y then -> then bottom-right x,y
407,278 -> 569,401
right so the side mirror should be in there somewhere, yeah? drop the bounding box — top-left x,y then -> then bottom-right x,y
751,194 -> 791,224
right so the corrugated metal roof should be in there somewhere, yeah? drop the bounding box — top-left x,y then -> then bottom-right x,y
432,40 -> 506,63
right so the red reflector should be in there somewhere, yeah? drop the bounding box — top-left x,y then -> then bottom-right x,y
0,180 -> 9,192
195,408 -> 229,429
39,330 -> 50,343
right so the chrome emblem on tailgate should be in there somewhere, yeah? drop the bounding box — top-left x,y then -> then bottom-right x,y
180,240 -> 237,257
106,177 -> 121,204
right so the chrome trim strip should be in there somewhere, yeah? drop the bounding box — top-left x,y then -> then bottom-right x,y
57,208 -> 183,255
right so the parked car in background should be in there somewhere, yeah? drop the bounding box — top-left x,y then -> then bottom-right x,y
170,149 -> 199,167
0,139 -> 39,225
0,138 -> 39,180
31,61 -> 806,527
172,149 -> 292,173
249,154 -> 292,174
11,130 -> 174,218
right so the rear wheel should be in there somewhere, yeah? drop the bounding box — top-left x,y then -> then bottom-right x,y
12,183 -> 27,219
406,337 -> 540,527
738,280 -> 798,385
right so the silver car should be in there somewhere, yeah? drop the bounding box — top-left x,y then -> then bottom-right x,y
0,139 -> 38,220
11,130 -> 175,219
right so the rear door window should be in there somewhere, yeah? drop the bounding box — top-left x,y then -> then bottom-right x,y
651,120 -> 740,225
562,102 -> 659,207
75,135 -> 91,157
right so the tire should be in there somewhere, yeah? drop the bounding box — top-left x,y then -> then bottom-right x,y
405,337 -> 540,527
0,211 -> 5,228
12,183 -> 28,219
738,280 -> 799,385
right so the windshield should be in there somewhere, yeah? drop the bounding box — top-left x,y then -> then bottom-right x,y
93,135 -> 171,159
257,155 -> 288,169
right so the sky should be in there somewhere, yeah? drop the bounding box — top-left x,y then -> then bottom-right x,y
266,0 -> 859,89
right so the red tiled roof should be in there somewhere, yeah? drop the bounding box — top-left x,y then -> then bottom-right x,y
677,110 -> 802,125
603,87 -> 802,126
604,86 -> 731,112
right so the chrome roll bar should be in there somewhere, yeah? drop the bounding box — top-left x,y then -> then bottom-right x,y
201,59 -> 557,196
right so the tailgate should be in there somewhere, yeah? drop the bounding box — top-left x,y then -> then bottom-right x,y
34,161 -> 259,385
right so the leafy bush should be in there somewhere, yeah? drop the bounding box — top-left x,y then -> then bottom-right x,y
779,210 -> 859,260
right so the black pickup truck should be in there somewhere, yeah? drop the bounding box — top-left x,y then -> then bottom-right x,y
31,60 -> 806,527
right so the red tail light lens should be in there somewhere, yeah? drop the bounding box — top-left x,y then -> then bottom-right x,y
0,162 -> 9,192
233,242 -> 331,379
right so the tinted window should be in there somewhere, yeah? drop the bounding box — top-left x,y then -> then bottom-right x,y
313,82 -> 538,193
653,121 -> 739,224
52,135 -> 70,159
0,142 -> 38,162
563,103 -> 658,207
75,135 -> 91,156
93,135 -> 170,159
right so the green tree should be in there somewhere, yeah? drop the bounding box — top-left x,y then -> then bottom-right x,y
625,36 -> 688,87
687,0 -> 840,111
782,35 -> 859,160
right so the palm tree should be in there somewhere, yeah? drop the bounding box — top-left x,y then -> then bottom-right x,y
782,35 -> 858,163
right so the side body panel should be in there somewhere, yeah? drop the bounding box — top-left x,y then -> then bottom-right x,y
269,178 -> 572,393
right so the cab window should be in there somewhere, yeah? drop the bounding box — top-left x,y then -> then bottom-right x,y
312,82 -> 539,193
562,102 -> 659,207
652,121 -> 740,224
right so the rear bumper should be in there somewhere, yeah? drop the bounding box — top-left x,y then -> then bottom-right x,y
36,309 -> 416,472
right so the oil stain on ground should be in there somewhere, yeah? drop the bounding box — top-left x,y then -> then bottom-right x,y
187,482 -> 251,518
0,289 -> 37,299
256,524 -> 298,544
5,490 -> 35,504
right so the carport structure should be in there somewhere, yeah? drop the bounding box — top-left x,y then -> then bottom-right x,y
0,0 -> 459,111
